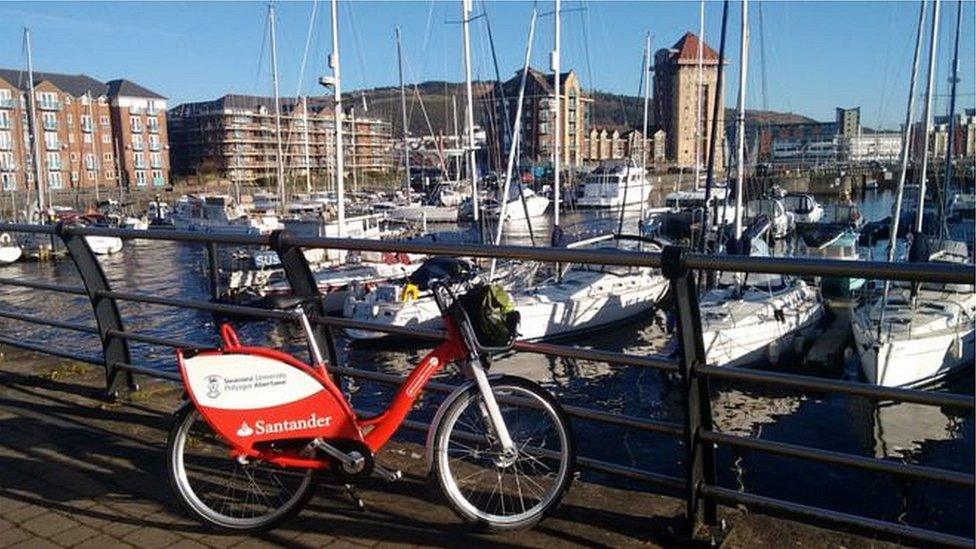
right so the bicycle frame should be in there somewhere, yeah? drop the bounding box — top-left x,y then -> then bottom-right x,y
177,305 -> 514,471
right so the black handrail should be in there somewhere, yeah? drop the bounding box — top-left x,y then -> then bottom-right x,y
0,222 -> 971,548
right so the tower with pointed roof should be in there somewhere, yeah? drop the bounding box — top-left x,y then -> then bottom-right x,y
653,32 -> 724,170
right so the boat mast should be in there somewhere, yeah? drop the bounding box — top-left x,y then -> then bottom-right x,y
492,7 -> 538,254
879,0 -> 927,338
887,0 -> 926,264
24,28 -> 45,215
914,0 -> 940,233
87,92 -> 100,203
552,0 -> 562,229
461,0 -> 479,225
329,0 -> 346,236
268,3 -> 286,214
938,0 -> 962,237
698,0 -> 729,254
694,0 -> 705,191
640,32 -> 652,225
396,26 -> 410,197
733,0 -> 749,241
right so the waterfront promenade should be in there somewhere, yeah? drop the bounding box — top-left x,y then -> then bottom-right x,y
0,347 -> 903,548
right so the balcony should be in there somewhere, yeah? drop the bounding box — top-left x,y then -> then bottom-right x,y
151,160 -> 162,169
0,141 -> 11,151
39,100 -> 62,111
0,161 -> 15,172
0,98 -> 15,109
152,176 -> 165,187
132,142 -> 144,151
129,106 -> 143,115
81,123 -> 93,133
0,118 -> 9,129
45,140 -> 60,151
43,121 -> 57,131
47,160 -> 62,171
148,124 -> 159,134
149,142 -> 161,152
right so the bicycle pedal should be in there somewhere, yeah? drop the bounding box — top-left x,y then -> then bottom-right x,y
371,464 -> 402,482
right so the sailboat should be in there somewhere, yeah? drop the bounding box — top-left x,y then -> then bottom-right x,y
0,233 -> 23,264
852,0 -> 975,388
692,0 -> 823,367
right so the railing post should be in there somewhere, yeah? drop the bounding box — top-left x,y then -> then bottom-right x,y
269,230 -> 337,366
662,245 -> 718,540
55,222 -> 135,399
206,242 -> 220,298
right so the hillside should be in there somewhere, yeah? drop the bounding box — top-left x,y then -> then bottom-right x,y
353,81 -> 818,137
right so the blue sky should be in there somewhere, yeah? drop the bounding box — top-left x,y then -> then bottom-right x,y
0,1 -> 972,129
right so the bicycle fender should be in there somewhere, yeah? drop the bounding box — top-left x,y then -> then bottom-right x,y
424,374 -> 503,474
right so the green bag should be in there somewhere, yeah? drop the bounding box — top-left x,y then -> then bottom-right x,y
459,284 -> 520,348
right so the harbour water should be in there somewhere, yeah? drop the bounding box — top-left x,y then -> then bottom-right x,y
0,189 -> 972,538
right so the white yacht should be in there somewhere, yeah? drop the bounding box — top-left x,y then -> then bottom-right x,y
852,240 -> 975,388
745,198 -> 794,239
699,269 -> 824,367
172,195 -> 281,235
577,160 -> 650,209
782,193 -> 824,223
484,184 -> 550,222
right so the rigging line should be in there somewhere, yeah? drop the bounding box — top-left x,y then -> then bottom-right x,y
345,1 -> 370,94
616,35 -> 649,238
296,0 -> 319,95
254,6 -> 270,93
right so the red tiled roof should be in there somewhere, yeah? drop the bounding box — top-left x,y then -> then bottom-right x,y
672,32 -> 719,64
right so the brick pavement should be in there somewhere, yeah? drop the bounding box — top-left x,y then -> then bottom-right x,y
0,348 -> 900,548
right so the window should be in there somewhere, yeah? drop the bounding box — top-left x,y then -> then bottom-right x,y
69,134 -> 75,144
46,152 -> 61,170
36,92 -> 58,110
83,133 -> 92,144
151,169 -> 164,186
135,170 -> 147,186
105,170 -> 114,179
134,152 -> 145,168
100,115 -> 109,127
42,112 -> 57,131
0,131 -> 11,150
132,134 -> 143,150
150,152 -> 162,168
81,115 -> 92,132
130,117 -> 142,133
44,132 -> 59,150
0,88 -> 12,106
0,151 -> 14,170
103,152 -> 113,162
0,111 -> 9,129
67,114 -> 73,126
87,171 -> 95,181
85,154 -> 96,170
147,118 -> 160,133
102,134 -> 111,144
71,171 -> 79,182
70,152 -> 78,162
48,171 -> 63,188
1,172 -> 15,191
149,135 -> 160,150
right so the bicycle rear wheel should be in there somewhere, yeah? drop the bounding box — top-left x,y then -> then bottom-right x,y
166,405 -> 315,532
431,375 -> 575,531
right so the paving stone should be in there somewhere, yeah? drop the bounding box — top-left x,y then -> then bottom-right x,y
75,534 -> 134,549
0,527 -> 34,546
47,524 -> 101,547
6,537 -> 60,549
19,513 -> 79,537
4,504 -> 49,524
121,526 -> 183,548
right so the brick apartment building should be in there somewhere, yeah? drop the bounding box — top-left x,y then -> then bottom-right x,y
653,32 -> 724,169
491,68 -> 591,169
583,127 -> 667,166
167,94 -> 394,186
0,69 -> 168,193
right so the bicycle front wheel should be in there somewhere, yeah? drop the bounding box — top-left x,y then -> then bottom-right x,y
431,375 -> 575,531
166,405 -> 316,532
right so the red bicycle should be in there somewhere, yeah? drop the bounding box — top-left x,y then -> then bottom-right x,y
166,282 -> 576,532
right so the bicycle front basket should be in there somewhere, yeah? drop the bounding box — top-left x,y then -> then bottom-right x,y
458,283 -> 520,350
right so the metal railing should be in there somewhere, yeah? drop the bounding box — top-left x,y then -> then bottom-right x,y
0,221 -> 972,547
